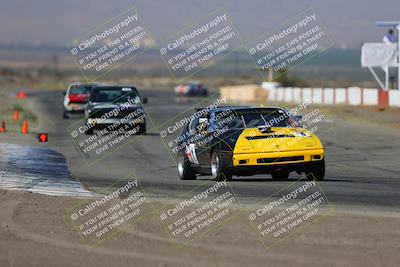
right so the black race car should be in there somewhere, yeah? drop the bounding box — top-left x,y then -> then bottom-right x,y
176,106 -> 325,181
84,85 -> 147,135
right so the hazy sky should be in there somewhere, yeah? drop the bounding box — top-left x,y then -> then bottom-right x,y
0,0 -> 399,48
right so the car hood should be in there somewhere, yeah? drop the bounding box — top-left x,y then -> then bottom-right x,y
233,127 -> 323,154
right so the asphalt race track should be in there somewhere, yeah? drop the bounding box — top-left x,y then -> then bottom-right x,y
29,89 -> 400,211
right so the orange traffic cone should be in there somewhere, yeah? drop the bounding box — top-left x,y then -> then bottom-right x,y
13,110 -> 19,121
0,121 -> 6,132
21,120 -> 28,134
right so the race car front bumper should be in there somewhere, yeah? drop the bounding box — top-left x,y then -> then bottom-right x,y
232,149 -> 324,167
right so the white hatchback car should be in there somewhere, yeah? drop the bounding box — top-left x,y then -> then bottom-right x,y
63,82 -> 98,118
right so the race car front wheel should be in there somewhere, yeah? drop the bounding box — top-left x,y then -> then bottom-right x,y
211,149 -> 232,181
84,125 -> 94,135
306,159 -> 325,181
177,151 -> 196,180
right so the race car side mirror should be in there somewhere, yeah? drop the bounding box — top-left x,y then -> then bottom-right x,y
142,97 -> 148,104
294,115 -> 302,122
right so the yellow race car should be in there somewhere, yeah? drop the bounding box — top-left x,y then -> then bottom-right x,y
177,106 -> 325,181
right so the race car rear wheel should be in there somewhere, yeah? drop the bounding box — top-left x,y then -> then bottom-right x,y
271,171 -> 289,180
306,159 -> 325,181
177,151 -> 196,180
211,149 -> 232,181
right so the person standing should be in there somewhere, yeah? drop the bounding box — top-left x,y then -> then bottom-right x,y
383,29 -> 397,43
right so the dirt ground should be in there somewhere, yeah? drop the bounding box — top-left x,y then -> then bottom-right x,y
0,189 -> 399,267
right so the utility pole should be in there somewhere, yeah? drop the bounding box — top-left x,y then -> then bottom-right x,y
52,53 -> 59,77
234,50 -> 239,76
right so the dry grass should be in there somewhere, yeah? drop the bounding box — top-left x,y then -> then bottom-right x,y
0,92 -> 37,132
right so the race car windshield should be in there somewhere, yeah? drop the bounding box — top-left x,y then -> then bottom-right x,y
214,109 -> 295,129
242,113 -> 291,128
90,88 -> 140,103
70,86 -> 91,94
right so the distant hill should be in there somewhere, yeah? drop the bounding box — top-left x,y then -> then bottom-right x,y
0,44 -> 374,84
0,0 -> 399,48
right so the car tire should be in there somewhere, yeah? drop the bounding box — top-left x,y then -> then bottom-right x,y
63,110 -> 69,119
137,123 -> 146,135
306,159 -> 325,181
211,148 -> 232,181
85,125 -> 94,135
271,171 -> 289,180
177,151 -> 196,180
